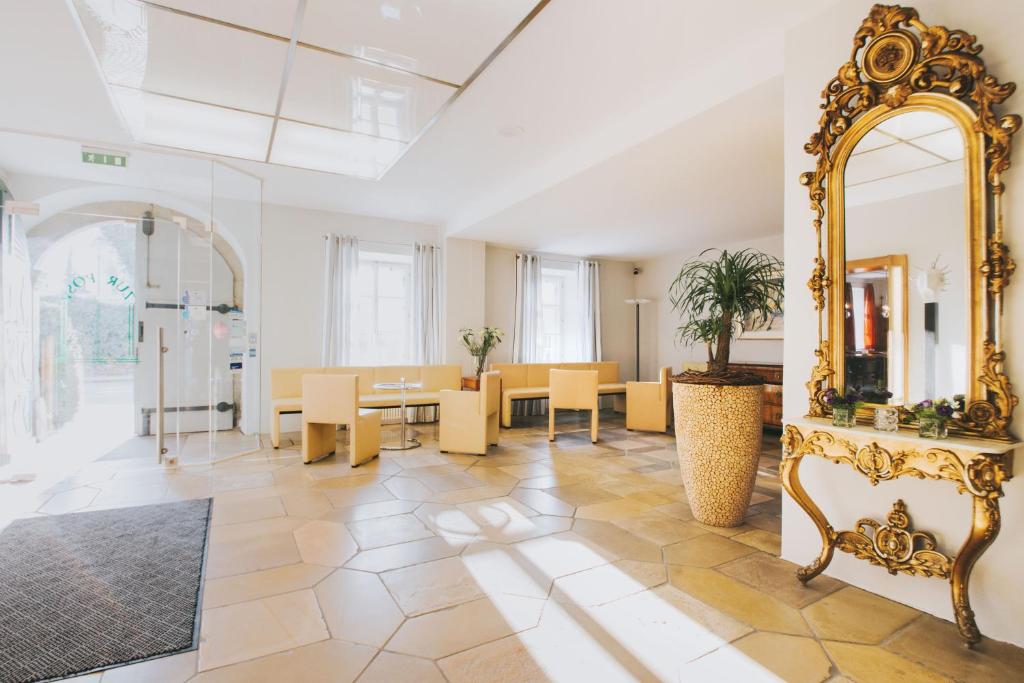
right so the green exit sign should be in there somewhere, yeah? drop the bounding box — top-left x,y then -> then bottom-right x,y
81,148 -> 128,167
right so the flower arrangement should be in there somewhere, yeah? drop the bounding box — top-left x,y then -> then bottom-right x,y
459,327 -> 504,378
910,395 -> 966,421
822,387 -> 864,409
910,395 -> 964,439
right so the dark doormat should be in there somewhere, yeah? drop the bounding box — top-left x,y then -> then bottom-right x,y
0,498 -> 213,683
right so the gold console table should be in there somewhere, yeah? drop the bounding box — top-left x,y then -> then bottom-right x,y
781,418 -> 1015,647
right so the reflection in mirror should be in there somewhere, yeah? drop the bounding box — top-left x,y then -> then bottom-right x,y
844,109 -> 968,405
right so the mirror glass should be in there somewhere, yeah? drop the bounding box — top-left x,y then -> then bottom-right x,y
843,109 -> 969,405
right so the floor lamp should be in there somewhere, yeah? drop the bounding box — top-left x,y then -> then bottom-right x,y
624,298 -> 651,381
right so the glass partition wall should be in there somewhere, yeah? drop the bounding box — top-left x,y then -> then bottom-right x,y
0,131 -> 262,472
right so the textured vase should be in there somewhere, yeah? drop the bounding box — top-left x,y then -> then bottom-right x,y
672,382 -> 763,527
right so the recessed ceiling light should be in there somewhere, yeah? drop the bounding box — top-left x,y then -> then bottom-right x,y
498,124 -> 525,138
380,5 -> 401,20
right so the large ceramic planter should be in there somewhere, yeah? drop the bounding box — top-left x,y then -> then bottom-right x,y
672,380 -> 764,527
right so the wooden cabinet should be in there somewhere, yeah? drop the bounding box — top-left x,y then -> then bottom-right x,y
727,363 -> 783,428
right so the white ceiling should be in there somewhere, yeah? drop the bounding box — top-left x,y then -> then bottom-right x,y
0,0 -> 827,256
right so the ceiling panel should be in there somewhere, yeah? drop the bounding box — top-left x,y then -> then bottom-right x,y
75,0 -> 287,114
144,0 -> 301,37
282,46 -> 455,141
844,141 -> 941,186
269,119 -> 406,178
875,110 -> 954,140
300,0 -> 541,85
911,128 -> 964,161
112,86 -> 273,160
853,129 -> 898,154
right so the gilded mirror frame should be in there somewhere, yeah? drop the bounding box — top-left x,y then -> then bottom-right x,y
800,4 -> 1021,440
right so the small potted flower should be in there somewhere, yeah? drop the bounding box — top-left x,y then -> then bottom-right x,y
459,327 -> 504,387
823,387 -> 864,428
911,395 -> 966,439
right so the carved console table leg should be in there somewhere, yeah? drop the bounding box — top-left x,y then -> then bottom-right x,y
951,495 -> 1002,648
780,430 -> 836,583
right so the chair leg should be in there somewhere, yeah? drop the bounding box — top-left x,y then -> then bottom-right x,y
303,421 -> 335,464
548,407 -> 556,442
591,408 -> 599,443
271,410 -> 281,448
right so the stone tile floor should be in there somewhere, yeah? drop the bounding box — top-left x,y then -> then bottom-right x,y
2,412 -> 1022,682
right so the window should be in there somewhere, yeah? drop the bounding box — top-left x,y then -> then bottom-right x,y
538,263 -> 580,362
351,250 -> 411,365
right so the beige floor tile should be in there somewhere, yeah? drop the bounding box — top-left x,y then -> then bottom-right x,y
198,589 -> 329,670
551,559 -> 666,606
314,473 -> 389,491
416,471 -> 489,493
293,520 -> 359,566
732,528 -> 782,554
205,532 -> 301,579
382,556 -> 485,615
826,640 -> 952,682
203,563 -> 334,609
314,568 -> 404,647
803,586 -> 919,644
550,585 -> 752,679
466,466 -> 521,488
457,496 -> 538,526
663,533 -> 757,567
321,483 -> 395,508
574,497 -> 652,522
668,566 -> 811,636
513,531 -> 616,579
211,496 -> 285,527
322,499 -> 420,522
509,487 -> 576,516
683,632 -> 832,683
357,652 -> 445,683
429,484 -> 517,505
437,632 -> 556,683
193,639 -> 376,683
570,518 -> 663,562
884,613 -> 1024,682
414,502 -> 484,541
610,511 -> 706,546
279,490 -> 333,519
745,511 -> 783,534
546,482 -> 621,507
345,535 -> 467,573
479,513 -> 573,544
387,594 -> 544,659
717,552 -> 844,609
461,541 -> 552,600
208,516 -> 307,543
346,513 -> 434,549
498,462 -> 556,479
100,651 -> 197,682
382,476 -> 435,502
38,487 -> 99,514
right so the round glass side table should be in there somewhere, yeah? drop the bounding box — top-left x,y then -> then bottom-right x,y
372,380 -> 422,450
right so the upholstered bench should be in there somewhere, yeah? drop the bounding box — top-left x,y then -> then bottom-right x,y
490,361 -> 626,427
270,364 -> 461,447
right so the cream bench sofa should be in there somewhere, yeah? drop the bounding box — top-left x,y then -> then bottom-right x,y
490,361 -> 626,427
271,364 -> 461,447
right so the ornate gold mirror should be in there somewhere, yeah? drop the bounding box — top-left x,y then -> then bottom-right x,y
801,4 -> 1020,440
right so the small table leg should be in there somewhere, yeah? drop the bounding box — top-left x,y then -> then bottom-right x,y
380,383 -> 421,451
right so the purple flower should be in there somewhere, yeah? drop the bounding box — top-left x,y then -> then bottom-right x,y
936,404 -> 954,418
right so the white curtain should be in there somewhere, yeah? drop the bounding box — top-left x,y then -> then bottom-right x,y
577,259 -> 602,361
320,235 -> 359,366
411,242 -> 442,422
512,252 -> 545,417
512,252 -> 542,363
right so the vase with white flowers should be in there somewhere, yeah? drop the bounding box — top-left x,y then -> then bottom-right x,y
460,327 -> 504,379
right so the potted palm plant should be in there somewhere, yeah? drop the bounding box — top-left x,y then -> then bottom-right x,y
669,249 -> 783,526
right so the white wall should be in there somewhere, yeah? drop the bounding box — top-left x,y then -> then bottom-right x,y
443,238 -> 486,375
483,245 -> 637,378
260,203 -> 440,432
635,233 -> 783,380
782,0 -> 1024,646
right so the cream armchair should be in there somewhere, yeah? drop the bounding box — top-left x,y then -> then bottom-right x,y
301,374 -> 381,466
549,369 -> 599,443
439,371 -> 501,455
626,366 -> 673,432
